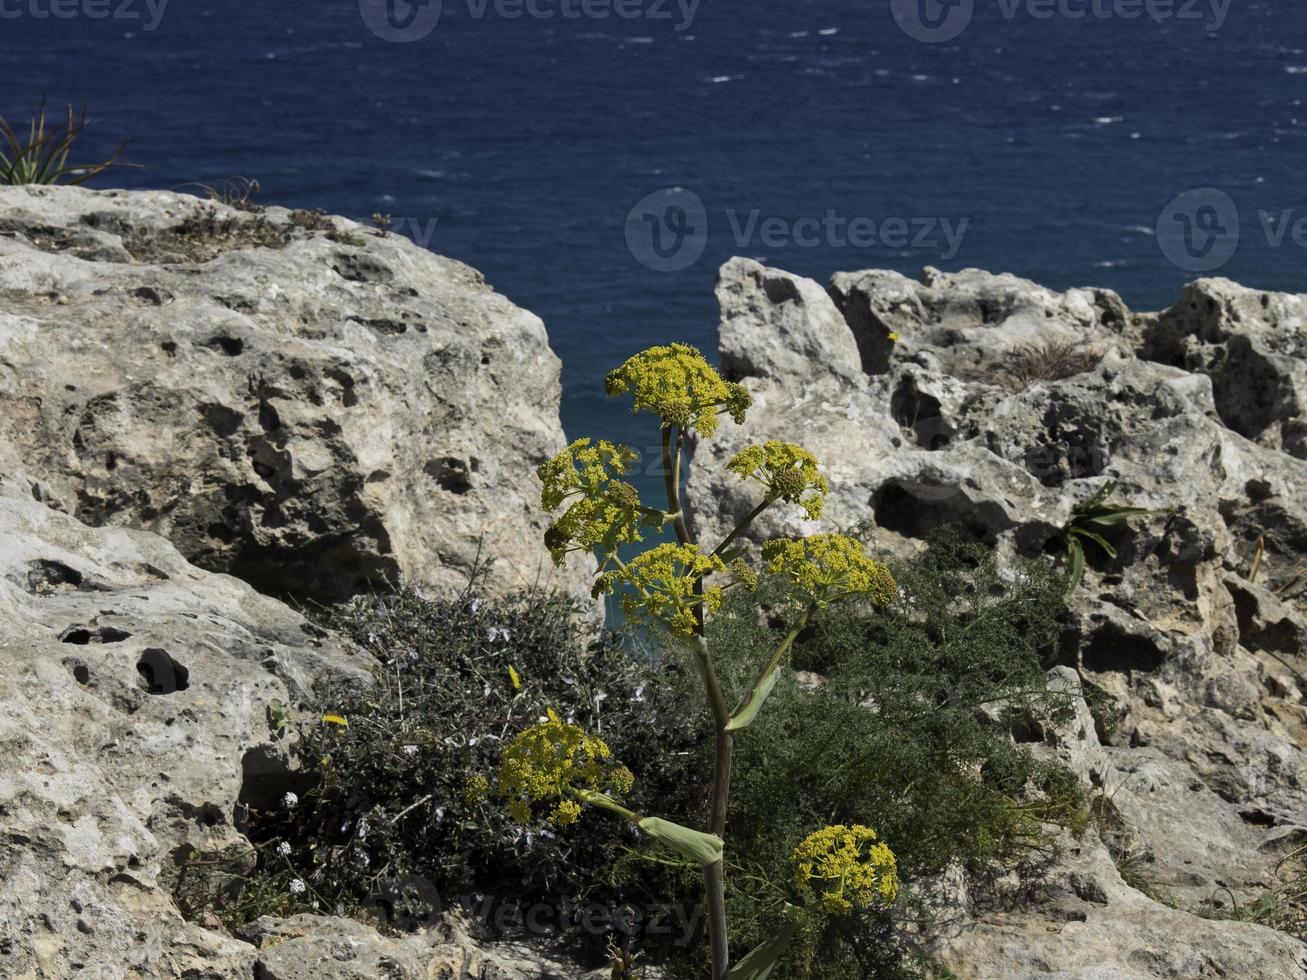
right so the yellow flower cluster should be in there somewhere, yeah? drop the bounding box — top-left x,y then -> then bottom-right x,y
498,709 -> 634,827
762,534 -> 896,607
726,441 -> 829,520
604,343 -> 751,436
791,824 -> 900,915
537,438 -> 644,564
594,542 -> 726,637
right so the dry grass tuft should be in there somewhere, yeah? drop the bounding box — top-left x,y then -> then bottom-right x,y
995,339 -> 1104,391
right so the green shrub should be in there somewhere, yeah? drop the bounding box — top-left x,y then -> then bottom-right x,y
648,532 -> 1087,979
180,586 -> 697,962
183,533 -> 1086,979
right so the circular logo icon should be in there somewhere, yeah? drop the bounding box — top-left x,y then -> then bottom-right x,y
625,187 -> 708,273
362,873 -> 442,930
891,0 -> 974,43
359,0 -> 442,42
1156,188 -> 1239,273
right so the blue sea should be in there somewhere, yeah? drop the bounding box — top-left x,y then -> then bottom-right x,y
4,0 -> 1306,461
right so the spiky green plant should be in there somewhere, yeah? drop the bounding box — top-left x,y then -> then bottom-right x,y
0,102 -> 129,186
1057,480 -> 1161,589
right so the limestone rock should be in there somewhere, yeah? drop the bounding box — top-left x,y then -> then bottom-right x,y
1141,278 -> 1307,458
0,478 -> 603,978
0,474 -> 373,977
690,260 -> 1307,976
240,913 -> 614,980
0,185 -> 588,604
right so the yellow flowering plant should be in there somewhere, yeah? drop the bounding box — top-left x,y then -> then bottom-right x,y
791,825 -> 900,916
516,344 -> 898,979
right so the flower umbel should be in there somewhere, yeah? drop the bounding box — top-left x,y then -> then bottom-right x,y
727,441 -> 829,519
791,824 -> 900,915
763,534 -> 896,607
537,438 -> 643,564
594,542 -> 727,637
498,709 -> 634,827
604,343 -> 751,436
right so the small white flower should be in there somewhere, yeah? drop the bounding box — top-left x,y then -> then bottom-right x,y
434,806 -> 446,823
289,879 -> 306,894
356,819 -> 370,839
470,597 -> 482,613
632,684 -> 646,703
312,900 -> 320,910
402,744 -> 418,756
356,852 -> 370,866
276,841 -> 292,857
282,792 -> 299,808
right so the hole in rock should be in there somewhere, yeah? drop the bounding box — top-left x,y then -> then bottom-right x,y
136,648 -> 190,694
60,625 -> 132,645
1080,622 -> 1167,674
201,336 -> 245,357
871,482 -> 1010,543
236,744 -> 317,819
1238,808 -> 1277,828
63,659 -> 90,685
26,560 -> 84,594
426,456 -> 473,494
891,379 -> 952,450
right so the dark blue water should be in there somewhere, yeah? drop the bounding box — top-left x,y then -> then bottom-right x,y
4,0 -> 1306,462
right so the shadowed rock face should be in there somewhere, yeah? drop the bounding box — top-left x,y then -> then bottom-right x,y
0,185 -> 590,605
691,257 -> 1307,978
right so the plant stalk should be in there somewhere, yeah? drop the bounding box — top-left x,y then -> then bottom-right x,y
662,426 -> 733,979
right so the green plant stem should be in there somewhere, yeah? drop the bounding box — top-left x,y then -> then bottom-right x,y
711,498 -> 771,559
662,425 -> 732,980
573,788 -> 637,822
726,604 -> 816,730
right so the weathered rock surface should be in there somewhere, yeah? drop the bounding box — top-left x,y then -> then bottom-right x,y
690,258 -> 1307,978
0,476 -> 604,978
0,185 -> 587,604
239,913 -> 613,980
